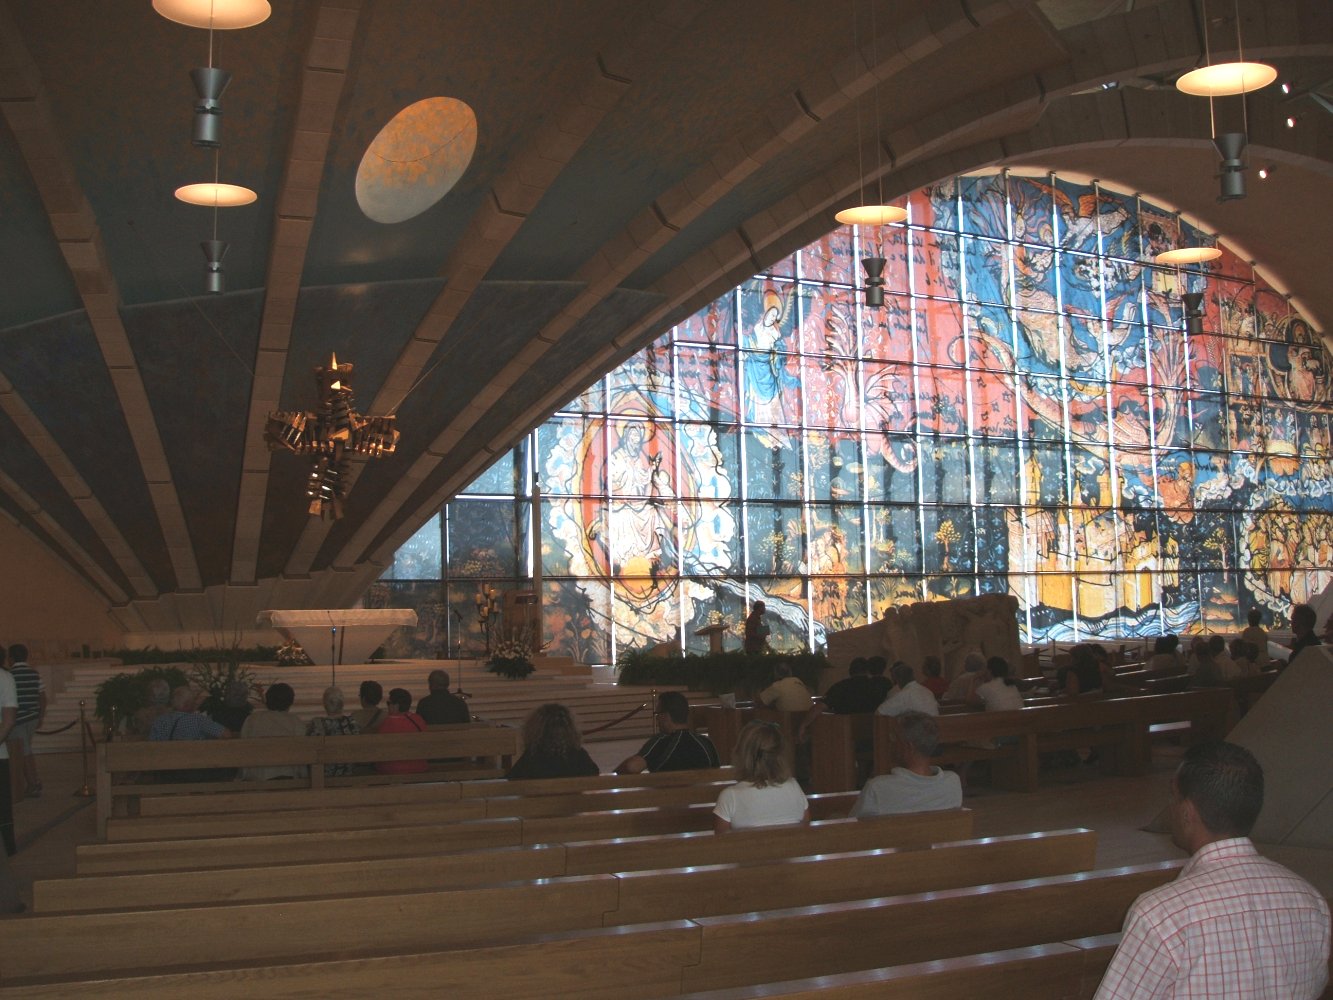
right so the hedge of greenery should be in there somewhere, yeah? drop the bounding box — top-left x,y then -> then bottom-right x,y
616,649 -> 828,696
94,666 -> 191,730
101,645 -> 279,665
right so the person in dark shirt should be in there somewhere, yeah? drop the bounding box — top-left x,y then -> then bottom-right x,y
507,703 -> 600,780
1288,603 -> 1323,662
617,692 -> 719,774
743,601 -> 771,654
415,670 -> 470,725
797,658 -> 881,744
865,655 -> 891,704
1059,644 -> 1104,696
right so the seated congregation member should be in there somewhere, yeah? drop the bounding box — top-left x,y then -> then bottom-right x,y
306,685 -> 360,778
374,688 -> 429,775
796,658 -> 880,743
1095,741 -> 1330,999
971,656 -> 1024,711
416,669 -> 470,725
149,686 -> 233,742
617,692 -> 718,774
149,686 -> 234,782
507,703 -> 599,780
1059,644 -> 1103,697
865,655 -> 891,704
1239,607 -> 1270,670
850,712 -> 962,818
713,720 -> 808,833
350,680 -> 388,733
240,683 -> 308,781
876,661 -> 939,717
1229,638 -> 1260,677
1288,602 -> 1322,660
1205,635 -> 1239,681
1147,634 -> 1184,674
130,677 -> 173,738
757,660 -> 813,712
209,679 -> 253,734
942,651 -> 985,703
919,655 -> 948,699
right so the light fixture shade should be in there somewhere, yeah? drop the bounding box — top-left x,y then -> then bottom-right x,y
1153,246 -> 1222,266
1176,61 -> 1277,97
201,239 -> 228,294
1214,132 -> 1248,201
1182,291 -> 1206,335
190,67 -> 233,147
835,204 -> 907,226
153,0 -> 272,29
175,182 -> 257,207
860,256 -> 887,308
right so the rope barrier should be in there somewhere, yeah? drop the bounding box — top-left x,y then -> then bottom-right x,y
583,701 -> 648,735
34,718 -> 79,736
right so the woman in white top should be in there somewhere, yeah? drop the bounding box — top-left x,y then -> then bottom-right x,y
971,656 -> 1024,712
713,720 -> 809,832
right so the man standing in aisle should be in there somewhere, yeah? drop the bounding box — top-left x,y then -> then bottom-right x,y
6,645 -> 45,798
0,660 -> 16,855
1095,741 -> 1329,999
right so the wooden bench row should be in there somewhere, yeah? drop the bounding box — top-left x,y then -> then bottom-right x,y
805,688 -> 1234,793
78,789 -> 869,874
132,765 -> 738,817
45,808 -> 983,911
96,722 -> 520,835
4,856 -> 1177,995
105,779 -> 746,841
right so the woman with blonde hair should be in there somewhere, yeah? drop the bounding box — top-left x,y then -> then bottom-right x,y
713,720 -> 809,832
506,703 -> 600,780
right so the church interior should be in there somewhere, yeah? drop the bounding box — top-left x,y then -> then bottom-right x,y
0,0 -> 1330,995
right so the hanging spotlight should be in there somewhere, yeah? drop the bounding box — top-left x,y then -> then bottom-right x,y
1214,132 -> 1247,201
1285,115 -> 1298,128
835,0 -> 905,307
201,239 -> 228,294
1182,291 -> 1206,336
1257,165 -> 1271,180
1280,82 -> 1292,95
191,67 -> 232,147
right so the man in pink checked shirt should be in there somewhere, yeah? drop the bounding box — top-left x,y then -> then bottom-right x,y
1095,741 -> 1329,999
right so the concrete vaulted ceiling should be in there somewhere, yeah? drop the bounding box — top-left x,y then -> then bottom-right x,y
0,0 -> 1329,636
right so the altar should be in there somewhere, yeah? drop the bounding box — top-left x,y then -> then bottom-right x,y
256,609 -> 418,665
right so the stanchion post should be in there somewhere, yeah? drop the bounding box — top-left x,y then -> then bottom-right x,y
75,700 -> 93,798
650,687 -> 659,735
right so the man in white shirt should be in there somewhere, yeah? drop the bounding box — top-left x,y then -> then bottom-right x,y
876,662 -> 939,717
1095,741 -> 1330,999
0,666 -> 17,856
851,711 -> 961,817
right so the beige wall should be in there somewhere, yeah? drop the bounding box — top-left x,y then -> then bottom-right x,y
0,518 -> 122,658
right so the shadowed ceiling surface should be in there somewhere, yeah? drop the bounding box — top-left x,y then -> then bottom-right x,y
0,0 -> 1329,634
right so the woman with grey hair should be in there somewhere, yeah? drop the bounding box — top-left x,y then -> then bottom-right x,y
209,679 -> 253,734
306,686 -> 360,777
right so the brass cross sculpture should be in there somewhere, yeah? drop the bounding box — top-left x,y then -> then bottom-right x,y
265,354 -> 399,519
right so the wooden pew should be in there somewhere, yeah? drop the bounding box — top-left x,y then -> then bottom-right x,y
675,863 -> 1180,992
873,689 -> 1233,791
41,810 -> 987,913
808,713 -> 873,793
694,705 -> 754,763
0,921 -> 706,999
6,829 -> 1099,983
680,939 -> 1119,998
3,862 -> 1175,996
108,781 -> 735,841
96,723 -> 519,836
561,811 -> 974,875
132,765 -> 736,817
38,826 -> 1082,922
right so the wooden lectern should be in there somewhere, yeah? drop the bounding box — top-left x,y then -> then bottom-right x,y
694,622 -> 729,654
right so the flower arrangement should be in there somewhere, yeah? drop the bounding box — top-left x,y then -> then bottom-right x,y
487,638 -> 536,680
276,640 -> 313,666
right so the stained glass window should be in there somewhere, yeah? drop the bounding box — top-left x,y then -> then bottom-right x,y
381,170 -> 1333,660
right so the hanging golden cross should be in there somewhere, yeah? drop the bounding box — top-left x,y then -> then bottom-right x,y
265,353 -> 400,519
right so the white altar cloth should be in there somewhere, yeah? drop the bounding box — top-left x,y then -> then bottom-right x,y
256,609 -> 418,665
